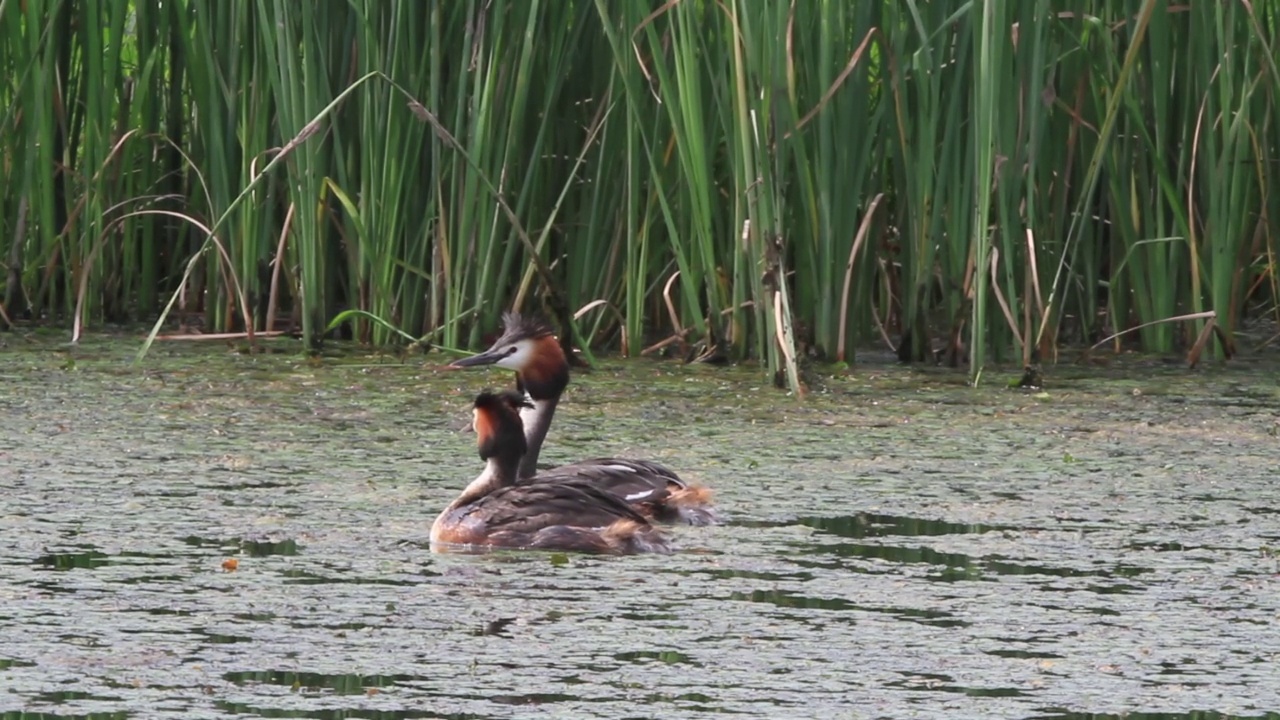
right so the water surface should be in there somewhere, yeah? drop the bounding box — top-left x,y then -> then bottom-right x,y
1,334 -> 1278,719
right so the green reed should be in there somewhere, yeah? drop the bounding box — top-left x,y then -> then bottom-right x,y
1,1 -> 1277,390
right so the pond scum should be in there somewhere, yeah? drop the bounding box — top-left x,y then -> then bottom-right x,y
0,339 -> 1279,717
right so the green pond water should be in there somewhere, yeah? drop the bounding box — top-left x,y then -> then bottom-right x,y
1,333 -> 1278,719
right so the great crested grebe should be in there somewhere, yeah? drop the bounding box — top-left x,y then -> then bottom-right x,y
448,312 -> 717,526
430,390 -> 671,554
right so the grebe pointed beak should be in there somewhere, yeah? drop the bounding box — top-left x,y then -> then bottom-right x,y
449,347 -> 508,368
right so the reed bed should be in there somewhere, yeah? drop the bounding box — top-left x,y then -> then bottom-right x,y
2,1 -> 1277,389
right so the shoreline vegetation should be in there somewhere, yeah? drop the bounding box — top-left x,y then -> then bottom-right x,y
2,2 -> 1278,391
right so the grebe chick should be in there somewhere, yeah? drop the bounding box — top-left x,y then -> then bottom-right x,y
430,390 -> 671,555
449,312 -> 718,526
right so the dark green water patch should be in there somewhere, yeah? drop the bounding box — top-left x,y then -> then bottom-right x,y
613,650 -> 701,666
233,611 -> 277,622
0,707 -> 131,712
984,557 -> 1153,580
729,589 -> 968,627
1188,494 -> 1241,503
992,491 -> 1026,500
0,658 -> 38,669
470,618 -> 517,637
211,700 -> 490,719
636,691 -> 719,705
693,567 -> 816,582
616,611 -> 680,621
728,588 -> 858,612
1155,661 -> 1216,677
34,549 -> 110,571
283,619 -> 391,632
1029,707 -> 1280,712
116,574 -> 188,586
114,550 -> 174,562
888,605 -> 970,628
31,691 -> 121,705
197,479 -> 295,491
240,538 -> 300,557
1084,583 -> 1142,595
792,539 -> 981,577
150,488 -> 198,498
21,580 -> 78,595
925,565 -> 986,582
799,512 -> 1008,538
192,627 -> 251,644
182,535 -> 301,557
984,648 -> 1064,659
279,569 -> 415,586
886,672 -> 1031,697
222,670 -> 413,694
323,621 -> 377,632
489,692 -> 580,706
1129,540 -> 1200,552
181,535 -> 225,549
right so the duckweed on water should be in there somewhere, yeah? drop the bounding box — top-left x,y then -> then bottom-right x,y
0,333 -> 1278,718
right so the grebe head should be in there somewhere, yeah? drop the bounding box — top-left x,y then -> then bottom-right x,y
472,389 -> 532,464
450,312 -> 569,401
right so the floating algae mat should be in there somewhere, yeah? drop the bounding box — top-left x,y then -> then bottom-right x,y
1,334 -> 1278,718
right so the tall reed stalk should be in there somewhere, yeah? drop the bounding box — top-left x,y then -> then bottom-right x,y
1,2 -> 1276,387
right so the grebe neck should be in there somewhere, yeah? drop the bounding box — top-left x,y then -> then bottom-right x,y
446,456 -> 520,511
518,397 -> 559,479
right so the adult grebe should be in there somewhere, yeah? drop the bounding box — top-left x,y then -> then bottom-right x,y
430,390 -> 671,554
448,312 -> 717,526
